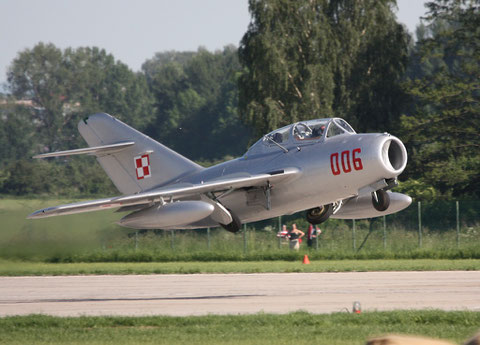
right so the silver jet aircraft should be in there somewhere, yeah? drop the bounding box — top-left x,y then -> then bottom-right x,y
29,113 -> 411,232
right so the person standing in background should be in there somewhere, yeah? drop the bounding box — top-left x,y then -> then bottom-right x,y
277,224 -> 289,238
288,223 -> 304,251
307,223 -> 321,248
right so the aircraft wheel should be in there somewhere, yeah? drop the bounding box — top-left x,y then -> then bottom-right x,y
306,204 -> 333,224
372,189 -> 390,211
220,209 -> 242,233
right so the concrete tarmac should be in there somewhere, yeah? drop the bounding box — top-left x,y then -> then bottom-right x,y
1,271 -> 479,317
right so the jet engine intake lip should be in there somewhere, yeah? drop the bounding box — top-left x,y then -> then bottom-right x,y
381,137 -> 407,174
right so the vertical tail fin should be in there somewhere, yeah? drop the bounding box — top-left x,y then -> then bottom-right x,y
78,113 -> 203,195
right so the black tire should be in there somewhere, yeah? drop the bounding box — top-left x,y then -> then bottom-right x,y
372,189 -> 390,211
306,204 -> 333,224
220,209 -> 242,233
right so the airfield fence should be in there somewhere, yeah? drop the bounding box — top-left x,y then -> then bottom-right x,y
0,198 -> 479,260
117,199 -> 480,256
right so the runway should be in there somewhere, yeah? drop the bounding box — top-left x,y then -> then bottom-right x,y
1,271 -> 479,317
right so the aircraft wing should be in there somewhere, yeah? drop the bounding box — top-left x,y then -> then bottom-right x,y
27,167 -> 300,219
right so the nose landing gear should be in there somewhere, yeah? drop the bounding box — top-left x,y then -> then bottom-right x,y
372,189 -> 390,211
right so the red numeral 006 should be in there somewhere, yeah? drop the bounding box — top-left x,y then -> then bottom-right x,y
330,148 -> 363,175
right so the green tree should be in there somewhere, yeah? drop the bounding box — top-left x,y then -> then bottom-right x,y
7,43 -> 154,152
7,43 -> 67,151
142,50 -> 196,85
0,158 -> 116,197
3,43 -> 154,196
400,0 -> 480,198
0,102 -> 35,163
331,0 -> 410,131
239,0 -> 336,137
238,0 -> 410,138
145,47 -> 250,160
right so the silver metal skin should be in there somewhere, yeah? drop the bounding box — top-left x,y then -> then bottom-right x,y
28,113 -> 411,230
119,200 -> 215,229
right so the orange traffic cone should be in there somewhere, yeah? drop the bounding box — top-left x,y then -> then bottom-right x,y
302,254 -> 310,264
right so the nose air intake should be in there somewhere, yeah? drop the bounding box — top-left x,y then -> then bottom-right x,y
381,137 -> 407,175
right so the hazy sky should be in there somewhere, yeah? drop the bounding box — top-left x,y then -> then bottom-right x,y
0,0 -> 429,89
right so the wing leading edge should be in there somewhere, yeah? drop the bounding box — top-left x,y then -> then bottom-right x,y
27,168 -> 300,219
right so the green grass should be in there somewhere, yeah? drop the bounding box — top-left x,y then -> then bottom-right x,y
1,311 -> 479,345
40,246 -> 480,263
2,198 -> 480,263
1,259 -> 480,276
0,197 -> 124,260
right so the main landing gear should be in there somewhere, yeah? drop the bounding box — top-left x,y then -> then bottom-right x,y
306,204 -> 333,225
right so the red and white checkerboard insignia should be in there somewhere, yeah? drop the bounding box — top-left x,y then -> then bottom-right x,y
134,154 -> 151,180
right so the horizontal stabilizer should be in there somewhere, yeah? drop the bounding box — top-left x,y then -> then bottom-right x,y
33,142 -> 135,159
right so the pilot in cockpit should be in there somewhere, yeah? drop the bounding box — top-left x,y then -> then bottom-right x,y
272,132 -> 283,143
294,122 -> 325,140
312,125 -> 325,138
294,123 -> 311,140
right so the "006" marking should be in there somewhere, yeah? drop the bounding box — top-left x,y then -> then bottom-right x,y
330,148 -> 363,175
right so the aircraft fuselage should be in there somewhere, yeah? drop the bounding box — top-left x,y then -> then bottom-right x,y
171,132 -> 406,228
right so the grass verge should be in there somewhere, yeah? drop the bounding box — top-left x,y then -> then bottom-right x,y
1,311 -> 479,345
1,259 -> 480,276
3,198 -> 480,263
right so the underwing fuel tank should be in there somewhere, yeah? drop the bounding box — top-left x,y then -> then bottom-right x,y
119,200 -> 215,229
331,192 -> 412,220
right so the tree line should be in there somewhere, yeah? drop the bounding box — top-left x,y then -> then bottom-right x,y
0,0 -> 478,200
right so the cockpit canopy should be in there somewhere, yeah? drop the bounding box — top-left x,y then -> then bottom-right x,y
245,118 -> 355,156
